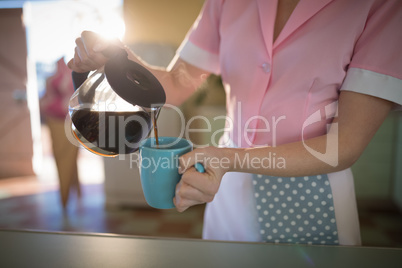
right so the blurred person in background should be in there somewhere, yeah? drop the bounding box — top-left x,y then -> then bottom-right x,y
40,57 -> 80,210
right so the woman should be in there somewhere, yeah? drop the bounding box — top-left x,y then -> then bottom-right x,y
68,0 -> 402,245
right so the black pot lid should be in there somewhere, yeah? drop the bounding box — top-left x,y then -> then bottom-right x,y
104,52 -> 166,108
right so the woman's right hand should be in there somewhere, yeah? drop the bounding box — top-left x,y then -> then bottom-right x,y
67,31 -> 112,73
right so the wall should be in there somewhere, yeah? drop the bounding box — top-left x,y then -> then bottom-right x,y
123,0 -> 204,47
351,112 -> 400,200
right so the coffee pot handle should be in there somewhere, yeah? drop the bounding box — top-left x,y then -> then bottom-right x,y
71,45 -> 128,91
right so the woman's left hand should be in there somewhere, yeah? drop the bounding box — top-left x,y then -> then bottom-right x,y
174,146 -> 232,212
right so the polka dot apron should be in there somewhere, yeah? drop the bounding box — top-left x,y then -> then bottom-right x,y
252,174 -> 339,245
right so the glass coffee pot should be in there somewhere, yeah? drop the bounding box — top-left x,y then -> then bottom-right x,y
69,47 -> 166,157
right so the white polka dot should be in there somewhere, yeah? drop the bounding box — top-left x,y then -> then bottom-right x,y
304,220 -> 309,225
323,213 -> 328,218
278,222 -> 283,227
304,176 -> 309,181
271,216 -> 276,221
325,180 -> 330,186
276,209 -> 281,214
327,236 -> 332,240
333,231 -> 338,235
267,235 -> 272,240
275,239 -> 280,243
292,190 -> 298,195
325,225 -> 330,230
296,214 -> 302,219
302,208 -> 307,213
294,202 -> 300,207
287,239 -> 292,242
291,221 -> 296,226
330,218 -> 335,223
321,241 -> 326,244
312,226 -> 317,231
266,191 -> 272,196
306,233 -> 311,237
257,205 -> 261,210
298,183 -> 303,188
313,237 -> 318,241
319,232 -> 324,236
262,198 -> 267,203
317,175 -> 322,179
329,206 -> 334,211
283,215 -> 289,220
253,180 -> 257,185
306,189 -> 311,194
285,228 -> 291,233
307,241 -> 313,245
308,202 -> 313,207
255,193 -> 260,198
280,234 -> 285,239
274,197 -> 279,202
315,208 -> 321,213
287,196 -> 292,202
277,178 -> 283,183
321,201 -> 327,206
265,222 -> 271,228
309,214 -> 315,219
311,182 -> 317,187
300,238 -> 305,241
289,209 -> 294,214
259,185 -> 265,191
285,183 -> 290,189
334,240 -> 339,244
272,228 -> 278,233
258,217 -> 263,222
300,196 -> 305,201
260,230 -> 265,234
269,204 -> 274,209
317,220 -> 323,225
290,177 -> 296,182
319,188 -> 324,193
263,210 -> 268,215
313,195 -> 319,200
257,174 -> 263,178
279,190 -> 285,196
281,203 -> 287,208
293,233 -> 298,238
272,184 -> 277,190
265,178 -> 270,184
327,194 -> 332,199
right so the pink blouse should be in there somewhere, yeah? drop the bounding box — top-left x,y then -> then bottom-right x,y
178,0 -> 402,148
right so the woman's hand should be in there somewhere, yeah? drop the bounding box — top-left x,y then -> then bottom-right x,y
174,146 -> 233,212
67,31 -> 118,73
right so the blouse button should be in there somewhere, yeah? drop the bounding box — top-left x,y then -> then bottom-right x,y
262,62 -> 271,73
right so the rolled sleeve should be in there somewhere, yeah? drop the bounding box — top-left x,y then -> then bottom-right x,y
340,0 -> 402,107
176,0 -> 223,74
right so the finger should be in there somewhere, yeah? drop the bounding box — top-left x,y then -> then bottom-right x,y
75,38 -> 100,70
174,181 -> 204,212
81,31 -> 109,63
179,149 -> 205,174
181,168 -> 219,197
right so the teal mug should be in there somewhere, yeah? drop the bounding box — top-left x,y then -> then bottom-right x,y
139,137 -> 204,209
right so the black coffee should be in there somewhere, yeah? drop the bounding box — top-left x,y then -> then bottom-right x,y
71,109 -> 152,155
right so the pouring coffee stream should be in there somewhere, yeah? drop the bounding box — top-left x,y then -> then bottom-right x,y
69,46 -> 166,156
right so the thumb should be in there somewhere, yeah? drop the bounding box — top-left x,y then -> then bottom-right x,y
178,150 -> 197,174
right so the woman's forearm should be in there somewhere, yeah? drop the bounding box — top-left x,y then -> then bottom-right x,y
125,47 -> 209,106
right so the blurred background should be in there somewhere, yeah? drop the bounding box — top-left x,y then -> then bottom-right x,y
0,0 -> 401,247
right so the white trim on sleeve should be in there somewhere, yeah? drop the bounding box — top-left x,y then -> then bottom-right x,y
340,68 -> 402,107
177,41 -> 220,75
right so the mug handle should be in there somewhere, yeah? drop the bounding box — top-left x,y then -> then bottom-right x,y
194,163 -> 205,173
